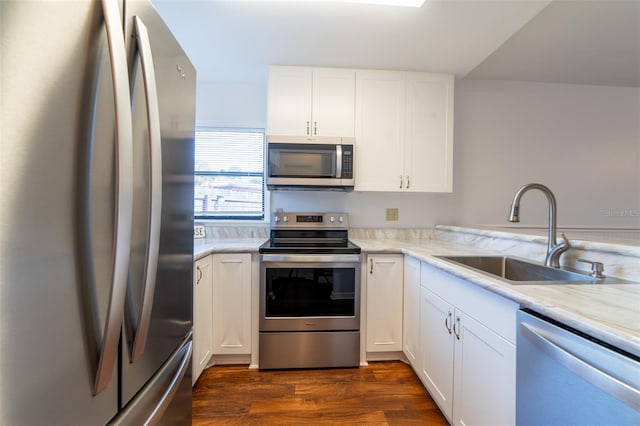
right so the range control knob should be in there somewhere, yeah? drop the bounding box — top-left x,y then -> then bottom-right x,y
282,215 -> 289,222
274,215 -> 280,222
338,216 -> 344,223
329,216 -> 335,223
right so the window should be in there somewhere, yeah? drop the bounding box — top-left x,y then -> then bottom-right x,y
194,128 -> 265,220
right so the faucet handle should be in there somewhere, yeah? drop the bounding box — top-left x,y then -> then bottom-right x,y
576,258 -> 604,278
559,232 -> 571,248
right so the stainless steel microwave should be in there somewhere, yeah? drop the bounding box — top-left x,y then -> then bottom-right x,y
266,136 -> 355,190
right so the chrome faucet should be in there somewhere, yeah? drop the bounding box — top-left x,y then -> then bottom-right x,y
508,183 -> 571,268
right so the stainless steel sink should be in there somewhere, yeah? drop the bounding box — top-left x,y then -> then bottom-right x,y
434,255 -> 631,284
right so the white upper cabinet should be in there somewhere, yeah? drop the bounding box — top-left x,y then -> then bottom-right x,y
404,72 -> 454,192
354,70 -> 406,191
267,67 -> 312,137
267,66 -> 355,138
355,70 -> 454,192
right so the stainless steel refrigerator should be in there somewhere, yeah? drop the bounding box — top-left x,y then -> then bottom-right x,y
0,0 -> 195,424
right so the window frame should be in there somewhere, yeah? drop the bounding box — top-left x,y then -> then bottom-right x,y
194,127 -> 266,221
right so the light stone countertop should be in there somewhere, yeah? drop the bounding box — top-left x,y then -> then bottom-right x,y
193,229 -> 640,358
194,238 -> 266,260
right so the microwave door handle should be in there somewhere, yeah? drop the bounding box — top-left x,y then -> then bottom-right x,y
336,144 -> 342,179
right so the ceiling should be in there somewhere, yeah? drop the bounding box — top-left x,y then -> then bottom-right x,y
152,0 -> 640,87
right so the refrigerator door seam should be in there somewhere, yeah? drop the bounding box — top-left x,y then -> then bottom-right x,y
94,0 -> 134,397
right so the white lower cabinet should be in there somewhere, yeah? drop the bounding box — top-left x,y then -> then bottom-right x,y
193,255 -> 213,385
211,253 -> 252,355
419,286 -> 455,416
419,262 -> 517,425
366,254 -> 404,352
453,309 -> 516,426
402,256 -> 420,366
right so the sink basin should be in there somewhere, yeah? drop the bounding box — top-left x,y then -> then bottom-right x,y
435,255 -> 603,284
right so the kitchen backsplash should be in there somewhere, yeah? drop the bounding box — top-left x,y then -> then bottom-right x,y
349,228 -> 434,241
196,222 -> 269,239
434,226 -> 640,282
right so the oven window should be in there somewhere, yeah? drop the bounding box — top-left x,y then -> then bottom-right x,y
265,267 -> 355,317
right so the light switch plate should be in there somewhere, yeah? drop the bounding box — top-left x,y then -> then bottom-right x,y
194,225 -> 206,239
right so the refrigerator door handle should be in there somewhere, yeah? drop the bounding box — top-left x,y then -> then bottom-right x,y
109,336 -> 193,425
129,16 -> 163,363
94,0 -> 134,396
145,339 -> 192,424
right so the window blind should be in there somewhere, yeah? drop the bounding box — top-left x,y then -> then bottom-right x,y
194,129 -> 264,219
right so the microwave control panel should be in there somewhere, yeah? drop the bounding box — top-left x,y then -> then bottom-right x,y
341,145 -> 353,179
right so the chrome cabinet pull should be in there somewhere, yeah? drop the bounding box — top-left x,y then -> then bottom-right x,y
94,0 -> 134,397
453,317 -> 461,340
129,16 -> 163,364
370,258 -> 374,274
400,175 -> 403,189
196,266 -> 202,284
406,176 -> 410,189
445,311 -> 452,334
314,121 -> 317,135
306,121 -> 310,135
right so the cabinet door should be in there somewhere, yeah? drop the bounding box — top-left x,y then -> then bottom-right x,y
402,256 -> 420,366
193,256 -> 213,384
355,70 -> 405,191
212,253 -> 252,355
312,68 -> 355,137
453,310 -> 516,426
267,66 -> 313,136
404,72 -> 454,192
366,254 -> 404,352
419,286 -> 454,422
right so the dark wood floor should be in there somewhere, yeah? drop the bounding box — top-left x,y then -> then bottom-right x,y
192,361 -> 449,425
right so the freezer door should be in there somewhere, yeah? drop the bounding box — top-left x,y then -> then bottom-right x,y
110,335 -> 193,425
120,0 -> 195,410
0,1 -> 123,424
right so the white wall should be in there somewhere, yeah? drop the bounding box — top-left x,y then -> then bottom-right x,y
453,80 -> 640,228
196,81 -> 266,128
197,78 -> 640,229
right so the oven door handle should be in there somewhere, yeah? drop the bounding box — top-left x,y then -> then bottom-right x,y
260,254 -> 361,263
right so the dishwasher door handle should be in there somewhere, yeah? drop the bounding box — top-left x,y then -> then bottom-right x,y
520,322 -> 640,410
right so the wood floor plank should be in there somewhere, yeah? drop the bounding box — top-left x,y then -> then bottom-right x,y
192,361 -> 449,425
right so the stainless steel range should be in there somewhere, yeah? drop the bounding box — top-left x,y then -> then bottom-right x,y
258,212 -> 361,369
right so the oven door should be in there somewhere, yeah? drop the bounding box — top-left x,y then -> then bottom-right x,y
260,254 -> 361,332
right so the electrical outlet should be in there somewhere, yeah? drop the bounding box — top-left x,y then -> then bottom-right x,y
386,208 -> 399,221
194,225 -> 206,239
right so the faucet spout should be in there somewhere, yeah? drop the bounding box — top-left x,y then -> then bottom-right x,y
508,183 -> 570,268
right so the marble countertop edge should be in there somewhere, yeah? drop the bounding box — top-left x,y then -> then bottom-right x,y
192,231 -> 640,357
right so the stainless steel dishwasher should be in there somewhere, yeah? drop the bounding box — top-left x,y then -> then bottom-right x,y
517,309 -> 640,425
